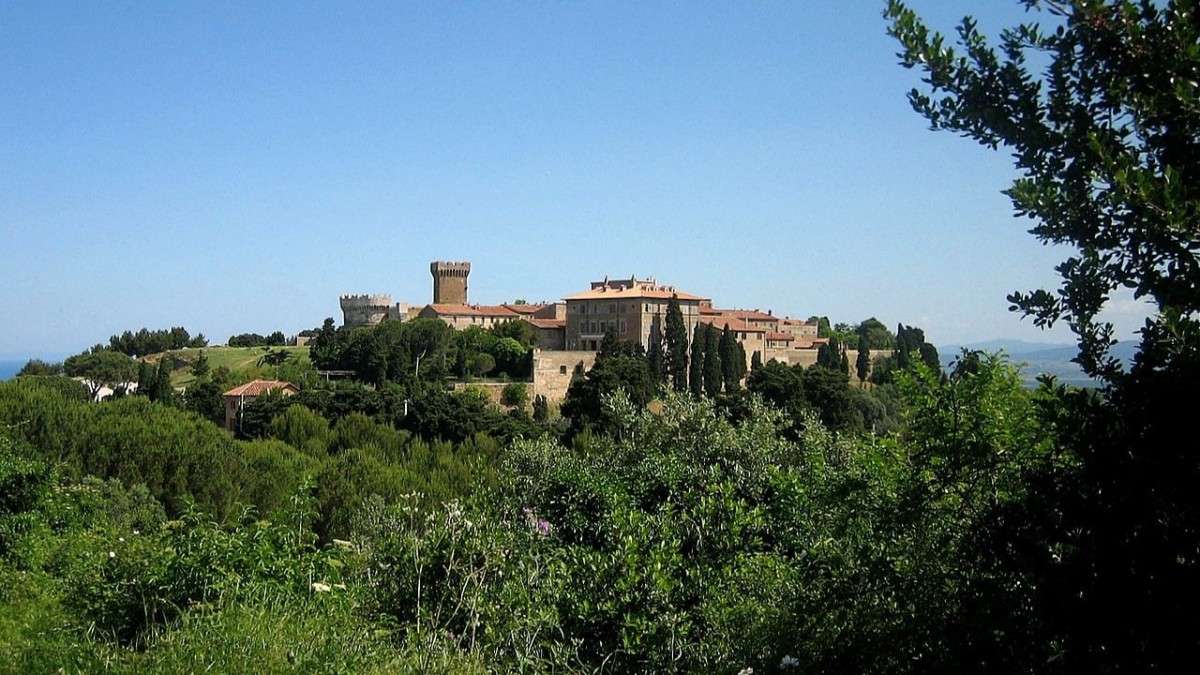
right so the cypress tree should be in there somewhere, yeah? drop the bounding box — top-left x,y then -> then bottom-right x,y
689,323 -> 705,397
719,325 -> 742,391
646,312 -> 667,388
151,358 -> 174,405
751,350 -> 763,371
137,361 -> 155,396
704,323 -> 722,397
736,342 -> 747,381
856,334 -> 871,383
665,295 -> 689,391
895,323 -> 912,369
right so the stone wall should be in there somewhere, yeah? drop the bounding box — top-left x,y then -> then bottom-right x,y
531,349 -> 597,403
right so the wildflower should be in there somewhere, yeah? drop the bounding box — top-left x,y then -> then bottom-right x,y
108,551 -> 115,559
738,668 -> 754,675
780,656 -> 800,669
311,582 -> 331,593
118,537 -> 125,543
522,507 -> 552,535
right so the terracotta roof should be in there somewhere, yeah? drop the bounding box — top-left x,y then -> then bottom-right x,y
523,318 -> 566,329
224,380 -> 298,397
700,308 -> 778,322
423,304 -> 521,318
780,318 -> 817,327
698,316 -> 767,333
563,284 -> 708,302
501,303 -> 547,315
766,332 -> 795,341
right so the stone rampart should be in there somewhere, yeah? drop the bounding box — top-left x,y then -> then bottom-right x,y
531,349 -> 597,403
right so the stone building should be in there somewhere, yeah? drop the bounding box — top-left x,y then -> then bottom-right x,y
336,262 -> 830,400
563,276 -> 708,352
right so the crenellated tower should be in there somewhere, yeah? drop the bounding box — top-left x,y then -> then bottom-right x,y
339,294 -> 394,329
431,260 -> 471,305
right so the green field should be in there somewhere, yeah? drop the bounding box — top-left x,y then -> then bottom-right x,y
162,346 -> 311,388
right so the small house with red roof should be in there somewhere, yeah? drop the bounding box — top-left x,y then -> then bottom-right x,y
223,379 -> 299,431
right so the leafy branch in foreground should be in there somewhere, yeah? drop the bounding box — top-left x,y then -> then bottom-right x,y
886,0 -> 1200,381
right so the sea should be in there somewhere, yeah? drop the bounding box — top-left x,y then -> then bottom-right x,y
0,359 -> 28,381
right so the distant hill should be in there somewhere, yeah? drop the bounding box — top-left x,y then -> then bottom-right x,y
937,340 -> 1139,388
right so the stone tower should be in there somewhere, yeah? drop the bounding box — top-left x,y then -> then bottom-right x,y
431,261 -> 470,305
340,294 -> 394,329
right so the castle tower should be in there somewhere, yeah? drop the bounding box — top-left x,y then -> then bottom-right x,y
340,294 -> 394,329
431,261 -> 471,305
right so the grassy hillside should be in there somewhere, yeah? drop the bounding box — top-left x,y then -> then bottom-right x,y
151,346 -> 312,388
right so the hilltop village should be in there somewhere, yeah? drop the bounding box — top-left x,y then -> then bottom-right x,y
339,261 -> 830,401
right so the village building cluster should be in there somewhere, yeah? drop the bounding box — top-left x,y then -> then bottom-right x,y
225,261 -> 830,427
340,262 -> 828,397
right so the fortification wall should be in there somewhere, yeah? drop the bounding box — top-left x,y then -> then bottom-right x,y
532,349 -> 596,403
340,294 -> 395,329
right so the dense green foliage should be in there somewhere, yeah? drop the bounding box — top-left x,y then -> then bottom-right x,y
888,1 -> 1200,669
310,317 -> 534,386
3,2 -> 1196,670
63,349 -> 137,400
108,326 -> 207,357
227,331 -> 286,348
2,356 -> 1085,672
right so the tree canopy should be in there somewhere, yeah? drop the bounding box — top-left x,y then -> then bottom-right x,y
887,0 -> 1200,381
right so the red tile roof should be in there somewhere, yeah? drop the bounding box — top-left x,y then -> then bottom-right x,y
224,380 -> 299,397
700,308 -> 778,322
698,316 -> 767,333
766,332 -> 795,341
501,303 -> 548,315
564,283 -> 708,302
423,304 -> 521,318
779,318 -> 817,327
523,318 -> 566,329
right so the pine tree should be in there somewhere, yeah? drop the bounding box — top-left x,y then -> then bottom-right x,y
703,323 -> 722,397
689,323 -> 705,397
190,350 -> 210,380
665,295 -> 690,391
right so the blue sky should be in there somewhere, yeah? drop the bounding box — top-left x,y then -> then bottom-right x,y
0,1 -> 1151,360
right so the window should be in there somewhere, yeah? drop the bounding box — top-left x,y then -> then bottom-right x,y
609,303 -> 616,314
560,365 -> 567,374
